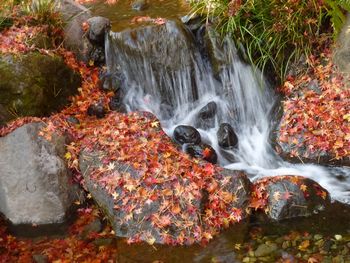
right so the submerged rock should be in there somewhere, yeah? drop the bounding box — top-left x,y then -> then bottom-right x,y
217,123 -> 238,148
173,125 -> 201,145
0,123 -> 77,225
0,53 -> 80,126
252,175 -> 331,221
185,143 -> 218,164
131,0 -> 148,11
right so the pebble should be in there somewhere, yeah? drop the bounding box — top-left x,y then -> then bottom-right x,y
254,243 -> 278,257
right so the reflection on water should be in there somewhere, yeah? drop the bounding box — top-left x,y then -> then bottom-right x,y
86,0 -> 190,32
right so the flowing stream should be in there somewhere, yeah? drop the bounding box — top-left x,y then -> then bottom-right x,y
105,19 -> 350,204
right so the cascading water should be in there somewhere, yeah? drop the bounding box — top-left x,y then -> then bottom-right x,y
105,20 -> 350,204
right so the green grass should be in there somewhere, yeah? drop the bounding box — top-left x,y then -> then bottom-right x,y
190,0 -> 350,82
0,0 -> 61,31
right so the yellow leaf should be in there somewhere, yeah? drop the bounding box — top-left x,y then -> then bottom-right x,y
343,114 -> 350,122
298,240 -> 310,251
151,121 -> 159,128
146,236 -> 156,245
64,152 -> 72,160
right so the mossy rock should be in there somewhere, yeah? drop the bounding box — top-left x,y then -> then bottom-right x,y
0,52 -> 81,126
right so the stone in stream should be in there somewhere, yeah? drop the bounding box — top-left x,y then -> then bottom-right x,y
217,123 -> 238,148
0,52 -> 81,126
173,125 -> 201,145
86,16 -> 111,46
109,93 -> 126,113
100,72 -> 122,92
0,123 -> 79,226
131,0 -> 149,11
87,101 -> 107,118
185,143 -> 218,164
252,175 -> 331,221
198,101 -> 217,120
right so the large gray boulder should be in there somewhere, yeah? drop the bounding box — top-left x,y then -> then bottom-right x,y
79,148 -> 251,245
0,123 -> 78,225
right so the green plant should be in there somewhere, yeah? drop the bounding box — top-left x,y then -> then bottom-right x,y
190,0 -> 350,81
0,0 -> 17,30
24,0 -> 60,26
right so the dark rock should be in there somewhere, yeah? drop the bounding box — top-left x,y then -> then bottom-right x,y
109,93 -> 126,113
198,101 -> 217,120
173,125 -> 201,145
185,143 -> 217,164
87,102 -> 107,118
87,16 -> 111,46
100,72 -> 121,92
0,123 -> 78,225
131,0 -> 148,11
66,116 -> 80,125
181,14 -> 203,32
254,175 -> 331,221
0,53 -> 81,126
217,123 -> 238,148
89,46 -> 105,65
204,26 -> 231,76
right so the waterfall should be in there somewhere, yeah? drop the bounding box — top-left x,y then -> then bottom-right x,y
105,21 -> 350,204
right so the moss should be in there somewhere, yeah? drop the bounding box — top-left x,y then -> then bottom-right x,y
0,52 -> 81,125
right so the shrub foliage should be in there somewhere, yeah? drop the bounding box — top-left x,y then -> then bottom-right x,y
190,0 -> 350,80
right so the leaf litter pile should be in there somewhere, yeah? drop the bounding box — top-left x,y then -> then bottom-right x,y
278,47 -> 350,162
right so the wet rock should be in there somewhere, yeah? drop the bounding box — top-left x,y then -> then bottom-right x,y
87,16 -> 111,46
217,123 -> 238,148
198,101 -> 217,120
106,21 -> 196,105
0,123 -> 77,225
203,26 -> 232,76
254,243 -> 278,257
0,53 -> 80,126
87,102 -> 107,118
185,143 -> 218,164
109,93 -> 126,113
100,72 -> 121,92
173,125 -> 201,145
131,0 -> 148,11
181,14 -> 203,32
253,175 -> 331,221
89,46 -> 105,65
